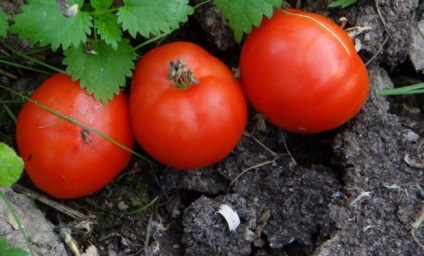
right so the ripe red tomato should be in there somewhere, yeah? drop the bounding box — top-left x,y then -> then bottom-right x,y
240,8 -> 369,133
16,73 -> 134,199
130,42 -> 247,170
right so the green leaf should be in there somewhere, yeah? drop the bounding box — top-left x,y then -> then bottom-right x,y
91,0 -> 121,49
0,142 -> 24,188
0,10 -> 9,38
117,0 -> 194,38
215,0 -> 282,43
328,0 -> 358,8
63,39 -> 135,104
94,13 -> 122,50
91,0 -> 114,11
0,237 -> 29,256
10,0 -> 92,51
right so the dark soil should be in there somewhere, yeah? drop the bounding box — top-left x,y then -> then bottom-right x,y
2,0 -> 424,255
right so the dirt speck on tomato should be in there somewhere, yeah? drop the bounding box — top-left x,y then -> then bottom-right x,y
80,129 -> 92,144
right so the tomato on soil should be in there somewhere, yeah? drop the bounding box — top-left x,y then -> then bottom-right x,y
239,8 -> 369,133
16,73 -> 134,199
130,42 -> 247,170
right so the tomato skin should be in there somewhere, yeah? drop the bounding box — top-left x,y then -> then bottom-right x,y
130,42 -> 247,170
240,8 -> 369,133
16,73 -> 134,199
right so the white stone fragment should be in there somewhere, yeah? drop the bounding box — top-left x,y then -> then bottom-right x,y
217,204 -> 240,232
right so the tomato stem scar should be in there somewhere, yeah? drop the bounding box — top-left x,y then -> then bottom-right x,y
168,58 -> 200,90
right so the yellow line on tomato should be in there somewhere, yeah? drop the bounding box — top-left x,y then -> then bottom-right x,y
281,9 -> 352,57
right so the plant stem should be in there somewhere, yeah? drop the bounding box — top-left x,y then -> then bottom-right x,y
0,100 -> 17,123
133,33 -> 171,52
377,83 -> 424,96
0,84 -> 155,167
0,189 -> 36,256
194,0 -> 212,10
85,196 -> 159,216
0,59 -> 52,75
1,42 -> 65,74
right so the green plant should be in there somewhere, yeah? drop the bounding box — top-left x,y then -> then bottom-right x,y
215,0 -> 282,43
0,237 -> 29,256
0,143 -> 23,188
328,0 -> 358,8
0,9 -> 8,37
3,0 -> 284,104
377,83 -> 424,96
0,142 -> 34,256
8,0 -> 193,104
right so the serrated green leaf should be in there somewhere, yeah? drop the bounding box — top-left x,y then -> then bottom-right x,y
0,10 -> 9,38
0,237 -> 29,256
63,39 -> 135,104
91,0 -> 114,11
9,0 -> 92,51
215,0 -> 282,43
94,13 -> 122,50
328,0 -> 358,8
0,142 -> 24,188
117,0 -> 194,38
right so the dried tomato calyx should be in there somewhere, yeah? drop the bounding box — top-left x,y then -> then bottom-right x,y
168,58 -> 199,90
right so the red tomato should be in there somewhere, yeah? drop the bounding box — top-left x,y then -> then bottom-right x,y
130,42 -> 247,170
16,73 -> 134,199
240,8 -> 369,133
